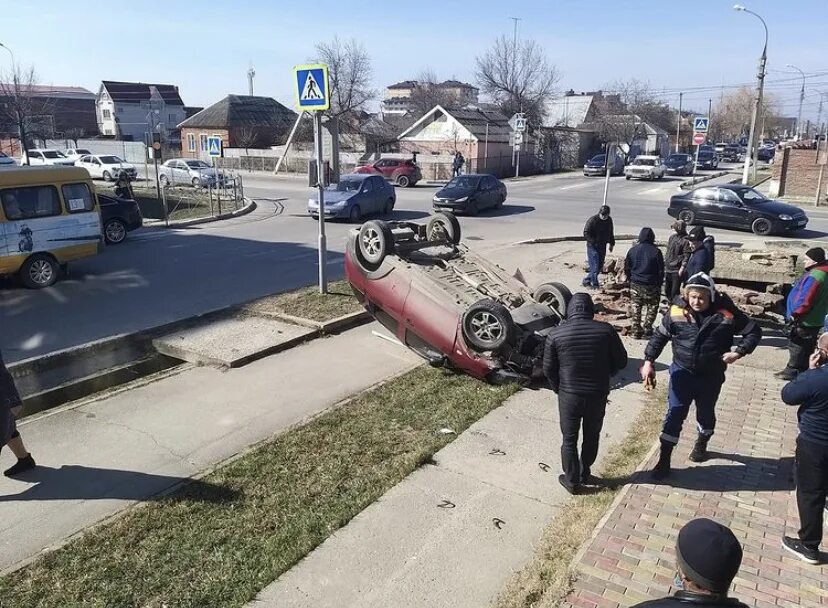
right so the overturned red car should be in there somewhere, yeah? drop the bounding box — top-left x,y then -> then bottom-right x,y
344,212 -> 572,384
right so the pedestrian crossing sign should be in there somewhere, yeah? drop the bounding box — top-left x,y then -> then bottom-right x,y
207,136 -> 222,157
294,64 -> 330,111
694,117 -> 709,133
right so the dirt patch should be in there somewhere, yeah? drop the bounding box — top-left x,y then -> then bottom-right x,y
243,280 -> 363,323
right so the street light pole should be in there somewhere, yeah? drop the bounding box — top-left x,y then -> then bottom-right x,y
734,5 -> 768,185
675,92 -> 683,153
786,64 -> 806,139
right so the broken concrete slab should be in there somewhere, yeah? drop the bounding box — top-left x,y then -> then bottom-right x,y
153,316 -> 317,368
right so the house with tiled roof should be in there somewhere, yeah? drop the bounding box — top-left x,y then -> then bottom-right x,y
96,80 -> 186,144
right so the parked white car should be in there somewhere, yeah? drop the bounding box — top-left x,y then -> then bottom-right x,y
63,148 -> 93,162
624,155 -> 665,181
75,154 -> 137,181
158,158 -> 224,188
21,149 -> 75,166
0,152 -> 17,168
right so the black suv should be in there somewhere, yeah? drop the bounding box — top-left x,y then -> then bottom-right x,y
99,194 -> 143,244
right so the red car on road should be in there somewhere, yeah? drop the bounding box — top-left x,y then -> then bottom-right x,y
353,158 -> 422,188
344,212 -> 572,384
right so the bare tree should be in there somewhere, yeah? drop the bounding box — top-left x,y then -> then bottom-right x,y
234,126 -> 261,154
475,36 -> 560,126
65,127 -> 85,148
711,86 -> 779,141
408,70 -> 463,116
314,37 -> 376,117
0,64 -> 54,163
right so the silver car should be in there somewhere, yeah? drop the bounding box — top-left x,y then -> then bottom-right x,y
158,158 -> 224,188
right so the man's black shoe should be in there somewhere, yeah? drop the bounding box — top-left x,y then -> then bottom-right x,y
651,442 -> 673,480
782,536 -> 819,564
4,454 -> 35,477
689,435 -> 710,463
558,474 -> 581,495
774,368 -> 798,381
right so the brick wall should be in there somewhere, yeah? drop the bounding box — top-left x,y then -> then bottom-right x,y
180,128 -> 229,160
775,147 -> 828,200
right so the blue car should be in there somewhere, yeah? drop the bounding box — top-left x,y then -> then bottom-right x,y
308,174 -> 396,222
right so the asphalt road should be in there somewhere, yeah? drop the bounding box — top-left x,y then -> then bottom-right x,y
3,164 -> 827,363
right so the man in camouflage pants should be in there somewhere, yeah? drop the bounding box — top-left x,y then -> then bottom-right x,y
625,227 -> 665,339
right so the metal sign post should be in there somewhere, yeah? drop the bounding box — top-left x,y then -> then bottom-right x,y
207,136 -> 223,216
602,143 -> 613,206
294,63 -> 331,294
509,113 -> 526,179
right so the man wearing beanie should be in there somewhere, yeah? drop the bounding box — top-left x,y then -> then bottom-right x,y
776,246 -> 828,381
641,273 -> 761,478
631,518 -> 748,607
582,205 -> 615,289
664,220 -> 691,301
684,226 -> 713,282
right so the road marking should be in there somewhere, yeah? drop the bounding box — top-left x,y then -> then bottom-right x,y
640,187 -> 663,195
559,182 -> 592,190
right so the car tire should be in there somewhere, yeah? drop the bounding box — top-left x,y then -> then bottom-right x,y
160,175 -> 169,187
384,198 -> 394,215
678,209 -> 695,224
102,171 -> 112,181
462,299 -> 516,353
396,175 -> 410,188
625,175 -> 631,180
349,205 -> 361,223
751,217 -> 773,236
20,254 -> 58,289
495,194 -> 505,209
426,212 -> 461,244
357,220 -> 394,266
533,282 -> 573,317
192,177 -> 202,188
104,219 -> 127,245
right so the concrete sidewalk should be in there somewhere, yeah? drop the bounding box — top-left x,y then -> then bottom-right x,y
247,336 -> 654,608
0,323 -> 420,572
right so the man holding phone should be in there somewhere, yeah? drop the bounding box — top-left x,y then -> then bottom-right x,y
780,333 -> 828,565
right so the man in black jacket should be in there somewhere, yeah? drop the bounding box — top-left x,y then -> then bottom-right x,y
631,518 -> 748,607
684,227 -> 714,283
664,221 -> 691,300
543,292 -> 628,494
582,205 -> 615,289
625,227 -> 665,339
779,332 -> 828,565
641,274 -> 762,479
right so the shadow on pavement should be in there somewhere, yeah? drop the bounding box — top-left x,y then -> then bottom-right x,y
645,452 -> 795,492
485,204 -> 536,217
0,464 -> 239,503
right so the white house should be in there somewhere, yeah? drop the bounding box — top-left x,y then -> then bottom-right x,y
97,81 -> 186,145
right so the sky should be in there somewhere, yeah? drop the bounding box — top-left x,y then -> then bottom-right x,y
3,0 -> 828,124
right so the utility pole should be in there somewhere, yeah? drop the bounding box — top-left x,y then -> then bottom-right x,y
675,92 -> 683,153
708,98 -> 713,137
734,5 -> 768,186
787,63 -> 806,139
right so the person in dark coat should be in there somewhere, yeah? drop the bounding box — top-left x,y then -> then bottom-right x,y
641,273 -> 762,479
114,172 -> 134,200
625,227 -> 665,338
0,350 -> 36,477
452,151 -> 464,177
779,332 -> 828,565
631,518 -> 748,607
664,220 -> 691,300
684,227 -> 713,282
582,205 -> 615,289
543,292 -> 628,494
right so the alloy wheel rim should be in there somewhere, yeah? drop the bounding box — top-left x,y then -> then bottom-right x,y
470,312 -> 503,343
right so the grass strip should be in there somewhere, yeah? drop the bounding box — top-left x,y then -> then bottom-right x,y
494,386 -> 665,608
0,366 -> 517,608
245,279 -> 362,323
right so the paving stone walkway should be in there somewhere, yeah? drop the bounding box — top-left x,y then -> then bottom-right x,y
565,362 -> 828,608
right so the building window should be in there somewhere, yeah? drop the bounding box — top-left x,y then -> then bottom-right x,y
169,114 -> 175,122
199,134 -> 208,151
104,128 -> 113,136
187,133 -> 196,152
102,109 -> 111,119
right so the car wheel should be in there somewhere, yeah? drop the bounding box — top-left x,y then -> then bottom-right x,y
348,205 -> 361,223
426,212 -> 461,244
678,209 -> 695,224
751,217 -> 773,236
102,170 -> 112,181
20,254 -> 58,289
462,299 -> 516,352
625,175 -> 631,180
192,177 -> 202,188
160,175 -> 169,187
104,219 -> 127,244
533,282 -> 573,317
396,175 -> 410,188
495,194 -> 505,209
384,198 -> 394,215
357,220 -> 394,266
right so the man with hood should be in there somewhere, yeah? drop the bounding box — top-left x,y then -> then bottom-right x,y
776,247 -> 828,381
641,273 -> 761,479
684,227 -> 714,282
625,227 -> 665,338
664,220 -> 691,300
543,292 -> 628,494
582,205 -> 615,289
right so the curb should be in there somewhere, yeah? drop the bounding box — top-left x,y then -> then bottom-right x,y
678,169 -> 734,190
143,198 -> 257,229
516,234 -> 639,245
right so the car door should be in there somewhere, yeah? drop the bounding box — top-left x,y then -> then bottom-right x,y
482,176 -> 498,209
89,157 -> 103,178
715,188 -> 751,228
172,161 -> 188,184
360,177 -> 376,213
690,187 -> 718,222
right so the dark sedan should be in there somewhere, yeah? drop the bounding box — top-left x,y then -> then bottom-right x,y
695,150 -> 719,170
432,174 -> 506,215
668,184 -> 808,236
664,153 -> 695,176
99,194 -> 143,244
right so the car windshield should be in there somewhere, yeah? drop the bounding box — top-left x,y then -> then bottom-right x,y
446,176 -> 480,189
590,154 -> 606,163
699,151 -> 713,158
99,156 -> 123,164
186,160 -> 211,169
42,151 -> 65,159
633,158 -> 656,166
329,179 -> 363,192
666,155 -> 686,162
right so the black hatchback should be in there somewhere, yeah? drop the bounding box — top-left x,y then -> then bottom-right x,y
432,174 -> 507,215
668,184 -> 807,236
99,194 -> 143,244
